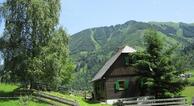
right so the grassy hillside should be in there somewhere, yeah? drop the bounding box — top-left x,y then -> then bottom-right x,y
69,20 -> 194,89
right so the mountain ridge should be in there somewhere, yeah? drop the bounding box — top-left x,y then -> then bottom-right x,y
71,20 -> 194,36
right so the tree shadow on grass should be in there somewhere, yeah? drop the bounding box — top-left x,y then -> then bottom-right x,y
0,97 -> 49,105
0,84 -> 23,97
0,86 -> 32,97
0,98 -> 18,102
0,91 -> 14,97
12,87 -> 33,96
82,98 -> 103,104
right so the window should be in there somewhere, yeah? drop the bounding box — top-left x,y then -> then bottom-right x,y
115,80 -> 129,91
118,81 -> 125,90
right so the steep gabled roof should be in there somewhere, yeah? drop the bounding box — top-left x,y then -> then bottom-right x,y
91,46 -> 136,82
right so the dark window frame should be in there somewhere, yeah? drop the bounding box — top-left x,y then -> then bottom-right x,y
115,80 -> 129,91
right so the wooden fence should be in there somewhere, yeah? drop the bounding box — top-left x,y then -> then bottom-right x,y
33,91 -> 79,106
0,97 -> 19,99
192,97 -> 194,105
0,90 -> 79,106
119,97 -> 188,106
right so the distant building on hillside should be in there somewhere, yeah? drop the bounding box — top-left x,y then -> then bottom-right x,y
91,46 -> 142,104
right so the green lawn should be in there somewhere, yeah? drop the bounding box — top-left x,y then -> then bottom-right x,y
181,70 -> 194,105
0,99 -> 48,106
0,83 -> 49,106
0,83 -> 19,93
181,86 -> 194,105
46,91 -> 110,106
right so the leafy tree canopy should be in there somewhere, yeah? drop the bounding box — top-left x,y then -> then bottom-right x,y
0,0 -> 74,89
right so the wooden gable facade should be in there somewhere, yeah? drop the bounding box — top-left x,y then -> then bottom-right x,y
92,46 -> 141,100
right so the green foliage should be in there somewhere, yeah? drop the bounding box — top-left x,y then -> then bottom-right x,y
39,28 -> 74,89
0,0 -> 73,89
24,27 -> 74,89
129,29 -> 188,98
183,42 -> 194,68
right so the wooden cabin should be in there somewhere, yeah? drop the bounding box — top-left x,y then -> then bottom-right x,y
91,46 -> 141,102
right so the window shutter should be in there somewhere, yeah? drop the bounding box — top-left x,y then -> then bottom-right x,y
125,80 -> 129,90
115,80 -> 119,91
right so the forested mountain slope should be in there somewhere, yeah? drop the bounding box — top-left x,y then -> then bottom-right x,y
69,20 -> 194,89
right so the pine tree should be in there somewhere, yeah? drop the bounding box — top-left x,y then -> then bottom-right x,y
129,29 -> 188,98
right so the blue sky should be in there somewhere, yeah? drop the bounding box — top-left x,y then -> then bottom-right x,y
1,0 -> 194,35
60,0 -> 194,34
